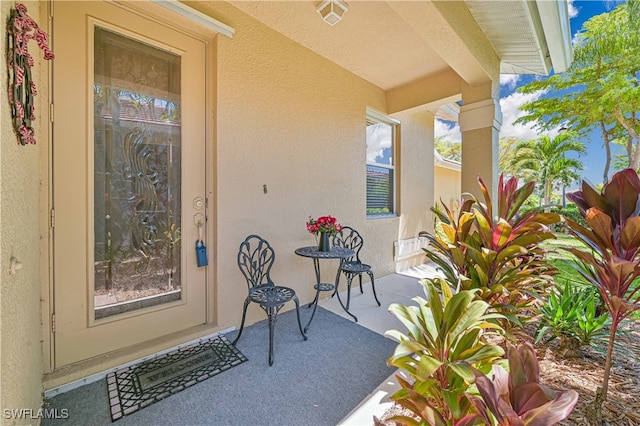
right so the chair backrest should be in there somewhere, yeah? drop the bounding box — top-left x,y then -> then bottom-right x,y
333,226 -> 363,261
237,235 -> 275,291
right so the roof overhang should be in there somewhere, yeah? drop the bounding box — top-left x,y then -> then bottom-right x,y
465,0 -> 572,75
434,151 -> 462,172
219,1 -> 572,93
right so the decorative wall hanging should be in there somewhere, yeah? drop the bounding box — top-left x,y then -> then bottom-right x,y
7,3 -> 54,145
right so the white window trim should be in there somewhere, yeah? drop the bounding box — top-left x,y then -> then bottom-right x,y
366,108 -> 399,218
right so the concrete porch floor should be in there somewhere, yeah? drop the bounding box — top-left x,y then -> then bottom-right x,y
319,263 -> 442,425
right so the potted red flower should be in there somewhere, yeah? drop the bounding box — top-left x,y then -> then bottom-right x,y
306,215 -> 342,252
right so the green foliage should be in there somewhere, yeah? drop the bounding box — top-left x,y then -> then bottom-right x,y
386,279 -> 505,425
498,137 -> 524,178
461,343 -> 579,426
535,280 -> 608,348
565,168 -> 640,398
366,207 -> 390,215
435,136 -> 461,162
420,174 -> 560,330
550,205 -> 586,229
515,2 -> 640,183
509,133 -> 585,210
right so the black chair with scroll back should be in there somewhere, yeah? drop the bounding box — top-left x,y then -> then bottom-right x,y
233,235 -> 307,365
332,226 -> 381,310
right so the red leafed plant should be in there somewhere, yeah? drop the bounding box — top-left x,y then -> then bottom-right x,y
564,168 -> 640,399
459,342 -> 578,426
420,174 -> 560,330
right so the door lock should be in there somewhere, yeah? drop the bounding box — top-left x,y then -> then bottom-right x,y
193,197 -> 204,210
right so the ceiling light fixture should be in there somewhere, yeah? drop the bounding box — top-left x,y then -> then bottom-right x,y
316,0 -> 348,26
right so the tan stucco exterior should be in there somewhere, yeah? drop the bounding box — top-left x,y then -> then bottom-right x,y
0,0 -> 569,419
1,1 -> 48,423
434,165 -> 462,216
213,0 -> 407,333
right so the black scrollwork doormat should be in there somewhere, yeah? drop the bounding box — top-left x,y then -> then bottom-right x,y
106,335 -> 247,421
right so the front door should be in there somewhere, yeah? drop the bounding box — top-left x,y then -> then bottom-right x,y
53,1 -> 208,367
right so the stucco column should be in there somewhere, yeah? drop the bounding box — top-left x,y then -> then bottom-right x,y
459,82 -> 502,202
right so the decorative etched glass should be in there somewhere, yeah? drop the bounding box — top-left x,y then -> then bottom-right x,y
93,27 -> 182,319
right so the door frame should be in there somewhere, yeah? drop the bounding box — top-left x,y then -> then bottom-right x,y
41,0 -> 219,374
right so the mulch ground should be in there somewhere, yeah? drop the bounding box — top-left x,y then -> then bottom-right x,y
376,319 -> 640,426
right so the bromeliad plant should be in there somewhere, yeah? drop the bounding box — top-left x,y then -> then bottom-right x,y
461,342 -> 579,426
386,278 -> 505,425
535,280 -> 609,358
420,175 -> 560,329
564,168 -> 640,399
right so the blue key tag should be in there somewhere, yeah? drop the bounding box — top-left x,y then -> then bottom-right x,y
196,240 -> 208,267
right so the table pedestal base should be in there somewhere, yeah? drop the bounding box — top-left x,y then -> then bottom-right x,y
294,246 -> 358,333
304,259 -> 358,333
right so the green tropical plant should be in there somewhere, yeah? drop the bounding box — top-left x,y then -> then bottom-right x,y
386,278 -> 505,425
435,136 -> 461,162
509,133 -> 586,211
549,205 -> 586,232
535,280 -> 608,357
420,174 -> 560,329
460,342 -> 579,426
564,168 -> 640,400
515,2 -> 640,183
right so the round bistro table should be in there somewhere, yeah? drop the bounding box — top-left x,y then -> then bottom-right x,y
294,245 -> 357,332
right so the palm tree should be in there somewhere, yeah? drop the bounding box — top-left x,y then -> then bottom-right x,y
510,133 -> 586,211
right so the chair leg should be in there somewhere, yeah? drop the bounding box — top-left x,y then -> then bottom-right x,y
267,306 -> 276,366
345,274 -> 354,310
358,274 -> 364,294
368,271 -> 381,307
293,296 -> 307,341
232,298 -> 251,345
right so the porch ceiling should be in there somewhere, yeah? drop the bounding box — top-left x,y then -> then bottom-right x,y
226,0 -> 571,92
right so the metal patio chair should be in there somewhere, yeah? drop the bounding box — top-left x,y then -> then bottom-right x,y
332,226 -> 381,310
233,234 -> 307,365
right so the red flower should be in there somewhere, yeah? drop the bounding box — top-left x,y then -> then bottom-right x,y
306,215 -> 343,236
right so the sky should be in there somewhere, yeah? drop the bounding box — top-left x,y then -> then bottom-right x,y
435,0 -> 626,188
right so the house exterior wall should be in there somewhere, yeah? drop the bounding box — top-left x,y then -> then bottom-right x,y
1,1 -> 46,422
2,0 -> 468,393
212,2 -> 432,327
434,166 -> 462,215
394,109 -> 434,239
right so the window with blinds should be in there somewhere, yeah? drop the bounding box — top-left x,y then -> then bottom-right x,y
366,110 -> 398,216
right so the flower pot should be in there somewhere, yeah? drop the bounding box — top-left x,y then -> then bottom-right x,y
318,232 -> 331,252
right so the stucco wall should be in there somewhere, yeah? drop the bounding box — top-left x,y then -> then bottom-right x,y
1,1 -> 45,423
205,2 -> 435,327
434,165 -> 462,215
395,109 -> 434,239
3,0 -> 442,391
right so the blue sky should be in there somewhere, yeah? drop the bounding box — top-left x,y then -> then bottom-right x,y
435,0 -> 627,188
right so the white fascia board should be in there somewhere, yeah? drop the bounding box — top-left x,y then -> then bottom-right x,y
523,0 -> 553,75
536,0 -> 573,73
434,150 -> 461,172
152,0 -> 235,38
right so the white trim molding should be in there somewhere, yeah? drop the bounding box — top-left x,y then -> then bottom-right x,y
151,0 -> 235,38
458,99 -> 502,133
536,0 -> 573,73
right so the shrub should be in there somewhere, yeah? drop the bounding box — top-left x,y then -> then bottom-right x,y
386,278 -> 505,425
461,342 -> 579,426
565,168 -> 640,400
549,204 -> 586,232
535,280 -> 608,357
419,174 -> 560,331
